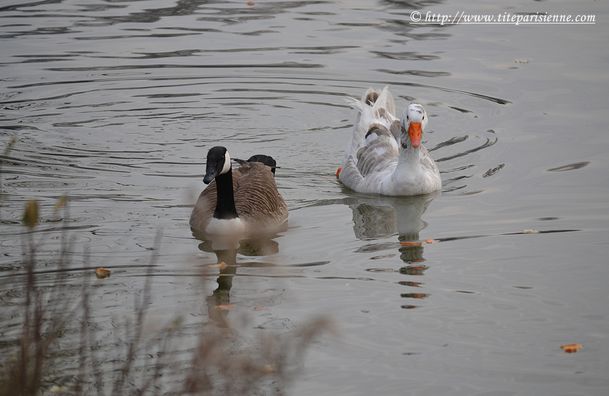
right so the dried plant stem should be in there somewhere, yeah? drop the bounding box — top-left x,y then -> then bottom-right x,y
112,231 -> 161,395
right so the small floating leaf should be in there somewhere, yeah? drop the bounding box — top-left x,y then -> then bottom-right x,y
424,239 -> 436,244
22,200 -> 39,229
560,343 -> 582,353
335,166 -> 342,178
400,241 -> 422,247
95,267 -> 111,279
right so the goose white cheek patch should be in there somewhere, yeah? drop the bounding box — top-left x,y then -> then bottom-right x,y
220,151 -> 231,175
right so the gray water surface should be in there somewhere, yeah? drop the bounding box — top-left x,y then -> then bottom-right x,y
1,0 -> 609,395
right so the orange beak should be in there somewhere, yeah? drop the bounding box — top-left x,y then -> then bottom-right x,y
408,122 -> 422,149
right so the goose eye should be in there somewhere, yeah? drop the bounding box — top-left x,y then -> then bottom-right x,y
406,115 -> 409,121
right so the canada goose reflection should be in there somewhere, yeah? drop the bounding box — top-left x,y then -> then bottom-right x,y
349,192 -> 438,307
197,237 -> 280,322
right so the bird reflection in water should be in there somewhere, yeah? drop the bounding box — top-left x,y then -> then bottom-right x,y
196,237 -> 279,323
349,192 -> 438,309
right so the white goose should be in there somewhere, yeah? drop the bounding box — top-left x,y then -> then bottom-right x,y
338,87 -> 441,196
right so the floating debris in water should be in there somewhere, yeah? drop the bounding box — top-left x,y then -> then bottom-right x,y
560,343 -> 583,353
95,267 -> 111,279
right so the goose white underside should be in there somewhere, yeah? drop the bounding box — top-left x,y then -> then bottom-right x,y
205,217 -> 245,236
341,152 -> 441,196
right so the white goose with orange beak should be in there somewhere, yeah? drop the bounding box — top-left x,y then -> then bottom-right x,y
338,87 -> 441,196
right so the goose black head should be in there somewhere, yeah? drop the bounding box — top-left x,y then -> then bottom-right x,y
248,154 -> 277,175
204,146 -> 231,184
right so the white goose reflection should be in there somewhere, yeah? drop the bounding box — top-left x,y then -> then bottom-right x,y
351,193 -> 435,238
348,192 -> 438,309
350,192 -> 436,240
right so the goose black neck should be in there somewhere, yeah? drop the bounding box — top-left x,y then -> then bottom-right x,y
213,169 -> 239,220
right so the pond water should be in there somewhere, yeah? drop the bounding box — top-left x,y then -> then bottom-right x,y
1,0 -> 609,394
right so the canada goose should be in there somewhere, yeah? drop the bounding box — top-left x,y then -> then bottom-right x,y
338,87 -> 441,196
190,146 -> 288,239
